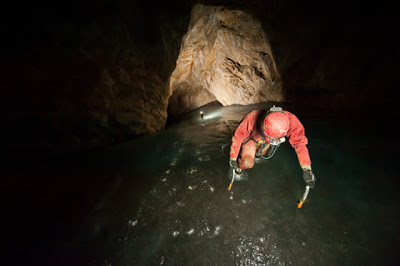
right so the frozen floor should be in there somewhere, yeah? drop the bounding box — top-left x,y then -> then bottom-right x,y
2,102 -> 399,265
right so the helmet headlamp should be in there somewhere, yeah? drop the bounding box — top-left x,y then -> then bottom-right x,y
269,136 -> 286,146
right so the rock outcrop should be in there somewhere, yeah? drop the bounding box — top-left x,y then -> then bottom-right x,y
169,4 -> 283,116
3,7 -> 179,160
88,59 -> 171,138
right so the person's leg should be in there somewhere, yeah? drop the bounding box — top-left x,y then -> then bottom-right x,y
238,140 -> 256,170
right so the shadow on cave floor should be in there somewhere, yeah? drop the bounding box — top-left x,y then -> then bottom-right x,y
1,102 -> 399,265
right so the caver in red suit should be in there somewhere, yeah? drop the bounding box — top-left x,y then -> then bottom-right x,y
229,106 -> 316,188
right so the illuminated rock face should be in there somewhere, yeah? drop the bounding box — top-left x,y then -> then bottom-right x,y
169,4 -> 283,115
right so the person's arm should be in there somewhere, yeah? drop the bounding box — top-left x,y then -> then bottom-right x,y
286,112 -> 316,188
229,113 -> 253,160
286,112 -> 311,167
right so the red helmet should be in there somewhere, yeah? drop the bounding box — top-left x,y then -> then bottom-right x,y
263,111 -> 289,138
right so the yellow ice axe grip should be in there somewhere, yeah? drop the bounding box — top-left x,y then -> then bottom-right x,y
228,183 -> 233,191
297,200 -> 304,208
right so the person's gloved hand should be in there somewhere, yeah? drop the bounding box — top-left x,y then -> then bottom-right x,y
229,158 -> 238,169
302,166 -> 316,188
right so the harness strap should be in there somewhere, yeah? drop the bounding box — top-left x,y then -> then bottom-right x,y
242,137 -> 253,146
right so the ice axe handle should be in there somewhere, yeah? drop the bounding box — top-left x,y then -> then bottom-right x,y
297,186 -> 310,209
228,169 -> 235,191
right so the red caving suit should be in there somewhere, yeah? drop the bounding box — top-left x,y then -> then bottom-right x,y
229,110 -> 311,169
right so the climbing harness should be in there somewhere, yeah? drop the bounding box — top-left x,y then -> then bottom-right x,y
258,134 -> 284,160
261,144 -> 280,159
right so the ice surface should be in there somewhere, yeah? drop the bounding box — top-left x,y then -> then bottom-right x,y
104,103 -> 399,265
7,102 -> 398,265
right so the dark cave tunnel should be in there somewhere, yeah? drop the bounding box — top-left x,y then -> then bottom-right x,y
1,1 -> 399,264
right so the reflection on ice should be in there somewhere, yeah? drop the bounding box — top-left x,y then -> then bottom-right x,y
202,111 -> 221,120
214,226 -> 221,235
128,220 -> 137,227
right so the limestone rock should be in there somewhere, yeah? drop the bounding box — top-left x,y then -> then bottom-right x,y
169,4 -> 283,115
89,67 -> 171,138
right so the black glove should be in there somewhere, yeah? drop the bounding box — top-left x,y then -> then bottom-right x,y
302,168 -> 316,189
229,158 -> 238,169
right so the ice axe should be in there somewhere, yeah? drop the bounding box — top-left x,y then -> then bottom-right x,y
297,185 -> 310,208
228,169 -> 236,191
228,168 -> 242,190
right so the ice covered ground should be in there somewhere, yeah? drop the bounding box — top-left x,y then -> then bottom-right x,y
2,102 -> 399,265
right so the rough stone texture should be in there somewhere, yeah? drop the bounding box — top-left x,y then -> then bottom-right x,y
88,56 -> 172,138
169,4 -> 283,116
80,19 -> 175,139
3,3 -> 182,160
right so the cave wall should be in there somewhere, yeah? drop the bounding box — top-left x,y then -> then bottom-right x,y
3,0 -> 193,160
3,0 -> 397,160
